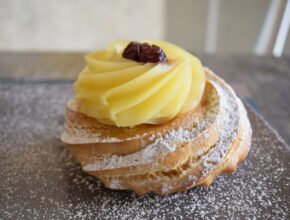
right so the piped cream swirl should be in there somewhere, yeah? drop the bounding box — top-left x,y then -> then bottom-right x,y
74,40 -> 205,127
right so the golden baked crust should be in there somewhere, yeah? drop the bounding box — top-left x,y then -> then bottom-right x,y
61,81 -> 221,167
61,68 -> 252,195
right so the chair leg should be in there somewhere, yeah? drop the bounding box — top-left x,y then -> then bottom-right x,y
273,0 -> 290,57
205,0 -> 220,54
254,0 -> 286,55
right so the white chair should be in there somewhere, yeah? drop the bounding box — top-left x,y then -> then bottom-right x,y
205,0 -> 290,56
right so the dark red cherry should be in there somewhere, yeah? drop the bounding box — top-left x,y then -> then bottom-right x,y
122,41 -> 167,63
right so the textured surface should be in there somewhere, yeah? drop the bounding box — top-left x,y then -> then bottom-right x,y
0,82 -> 289,219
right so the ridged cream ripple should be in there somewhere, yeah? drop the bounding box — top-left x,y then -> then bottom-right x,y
74,40 -> 205,127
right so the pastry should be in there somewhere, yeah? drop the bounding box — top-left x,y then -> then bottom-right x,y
61,40 -> 252,195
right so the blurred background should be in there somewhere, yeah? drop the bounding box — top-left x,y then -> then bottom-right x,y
0,0 -> 289,56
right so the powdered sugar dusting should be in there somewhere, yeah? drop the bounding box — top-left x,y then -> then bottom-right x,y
83,90 -> 220,171
62,130 -> 123,143
84,138 -> 177,171
83,70 -> 239,174
105,70 -> 247,191
62,84 -> 218,145
0,82 -> 289,219
198,73 -> 241,177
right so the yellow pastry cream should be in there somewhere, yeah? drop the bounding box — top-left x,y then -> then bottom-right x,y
74,40 -> 205,127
